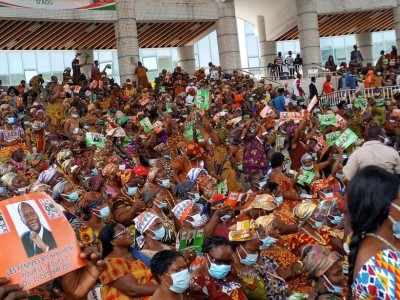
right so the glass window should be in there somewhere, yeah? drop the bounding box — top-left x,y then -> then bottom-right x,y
158,57 -> 172,71
209,31 -> 219,66
141,49 -> 157,57
99,62 -> 113,77
22,52 -> 37,70
112,51 -> 120,75
246,35 -> 259,57
8,53 -> 23,74
244,21 -> 255,35
98,51 -> 113,62
63,52 -> 75,69
197,36 -> 211,68
157,49 -> 171,56
0,53 -> 9,75
248,57 -> 260,68
50,52 -> 65,72
143,57 -> 158,70
36,53 -> 51,73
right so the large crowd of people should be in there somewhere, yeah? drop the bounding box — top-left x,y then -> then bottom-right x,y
0,50 -> 400,300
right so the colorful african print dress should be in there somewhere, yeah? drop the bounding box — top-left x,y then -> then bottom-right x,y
352,249 -> 400,299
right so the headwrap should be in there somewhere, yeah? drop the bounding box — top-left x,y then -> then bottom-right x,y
107,127 -> 126,137
28,182 -> 51,194
117,169 -> 131,186
255,215 -> 276,233
293,202 -> 317,223
142,185 -> 160,203
86,176 -> 105,192
174,181 -> 196,198
134,211 -> 159,234
251,194 -> 278,211
118,116 -> 131,126
25,153 -> 43,168
0,164 -> 14,176
133,165 -> 148,177
172,200 -> 194,221
198,175 -> 217,188
78,192 -> 104,220
228,219 -> 258,242
147,167 -> 160,184
102,163 -> 119,177
52,180 -> 68,201
301,153 -> 313,164
115,110 -> 125,119
1,172 -> 17,187
56,149 -> 73,165
61,159 -> 73,173
95,120 -> 105,126
153,143 -> 166,152
185,142 -> 204,158
38,167 -> 58,184
87,103 -> 96,112
301,244 -> 341,277
186,167 -> 208,182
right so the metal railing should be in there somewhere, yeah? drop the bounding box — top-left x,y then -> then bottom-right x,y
319,85 -> 400,107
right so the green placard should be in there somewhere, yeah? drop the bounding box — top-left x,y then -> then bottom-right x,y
178,229 -> 205,254
86,132 -> 105,148
335,128 -> 358,149
318,114 -> 336,126
217,180 -> 228,195
354,97 -> 367,113
297,170 -> 315,186
325,131 -> 341,147
139,117 -> 153,133
194,89 -> 210,110
375,98 -> 385,107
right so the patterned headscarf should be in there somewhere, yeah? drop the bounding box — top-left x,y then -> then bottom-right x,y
117,169 -> 131,186
251,194 -> 278,211
185,142 -> 204,158
102,163 -> 119,178
142,185 -> 160,203
28,182 -> 51,194
229,219 -> 259,242
186,167 -> 208,182
38,167 -> 58,184
86,176 -> 105,192
293,202 -> 317,224
118,116 -> 131,126
301,244 -> 340,277
147,167 -> 160,184
255,215 -> 276,233
133,165 -> 148,177
172,200 -> 194,221
174,181 -> 196,199
78,192 -> 104,220
197,175 -> 217,188
52,180 -> 68,201
1,172 -> 17,187
61,159 -> 73,173
0,164 -> 14,176
301,153 -> 313,164
56,149 -> 73,166
134,211 -> 159,234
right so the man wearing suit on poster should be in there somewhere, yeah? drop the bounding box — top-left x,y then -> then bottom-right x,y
18,202 -> 57,258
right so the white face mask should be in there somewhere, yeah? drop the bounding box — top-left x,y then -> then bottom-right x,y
188,213 -> 203,227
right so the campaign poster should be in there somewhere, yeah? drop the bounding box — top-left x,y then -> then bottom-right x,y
178,229 -> 204,254
0,193 -> 85,290
86,132 -> 105,148
325,131 -> 341,147
194,89 -> 210,111
279,112 -> 303,121
318,114 -> 336,126
335,128 -> 358,149
0,0 -> 116,10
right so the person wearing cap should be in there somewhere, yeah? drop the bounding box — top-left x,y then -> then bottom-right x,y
301,245 -> 344,299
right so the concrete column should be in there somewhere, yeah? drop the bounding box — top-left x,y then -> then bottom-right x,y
394,0 -> 400,52
257,15 -> 276,72
74,49 -> 94,79
115,0 -> 140,83
296,0 -> 321,75
215,0 -> 241,71
356,32 -> 373,65
177,46 -> 196,75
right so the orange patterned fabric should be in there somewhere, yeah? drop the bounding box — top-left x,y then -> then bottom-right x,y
100,257 -> 155,300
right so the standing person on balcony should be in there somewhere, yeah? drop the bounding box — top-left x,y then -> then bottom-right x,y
294,54 -> 303,76
309,76 -> 318,100
285,51 -> 295,79
324,55 -> 337,72
391,45 -> 398,58
274,52 -> 284,79
350,45 -> 363,68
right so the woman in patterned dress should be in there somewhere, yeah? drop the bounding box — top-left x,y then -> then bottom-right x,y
347,166 -> 400,299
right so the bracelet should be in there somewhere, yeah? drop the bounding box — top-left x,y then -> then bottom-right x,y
296,260 -> 304,268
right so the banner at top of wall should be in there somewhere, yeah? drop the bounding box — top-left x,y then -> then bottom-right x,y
0,0 -> 116,10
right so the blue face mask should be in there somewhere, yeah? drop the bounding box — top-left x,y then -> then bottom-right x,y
238,245 -> 258,266
62,191 -> 79,203
328,213 -> 344,225
24,121 -> 31,126
275,196 -> 283,206
389,203 -> 400,239
91,168 -> 98,176
164,154 -> 171,160
126,185 -> 138,196
93,206 -> 111,219
157,178 -> 170,188
259,236 -> 278,250
188,192 -> 201,202
7,117 -> 16,124
0,186 -> 5,195
156,200 -> 168,209
253,180 -> 266,189
309,218 -> 323,229
166,269 -> 190,293
207,255 -> 231,279
149,226 -> 166,240
323,275 -> 343,294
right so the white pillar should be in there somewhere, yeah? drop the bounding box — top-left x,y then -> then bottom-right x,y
356,32 -> 373,65
74,49 -> 94,79
177,46 -> 196,75
115,0 -> 140,83
257,15 -> 276,70
296,0 -> 321,75
215,0 -> 241,71
394,0 -> 400,52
